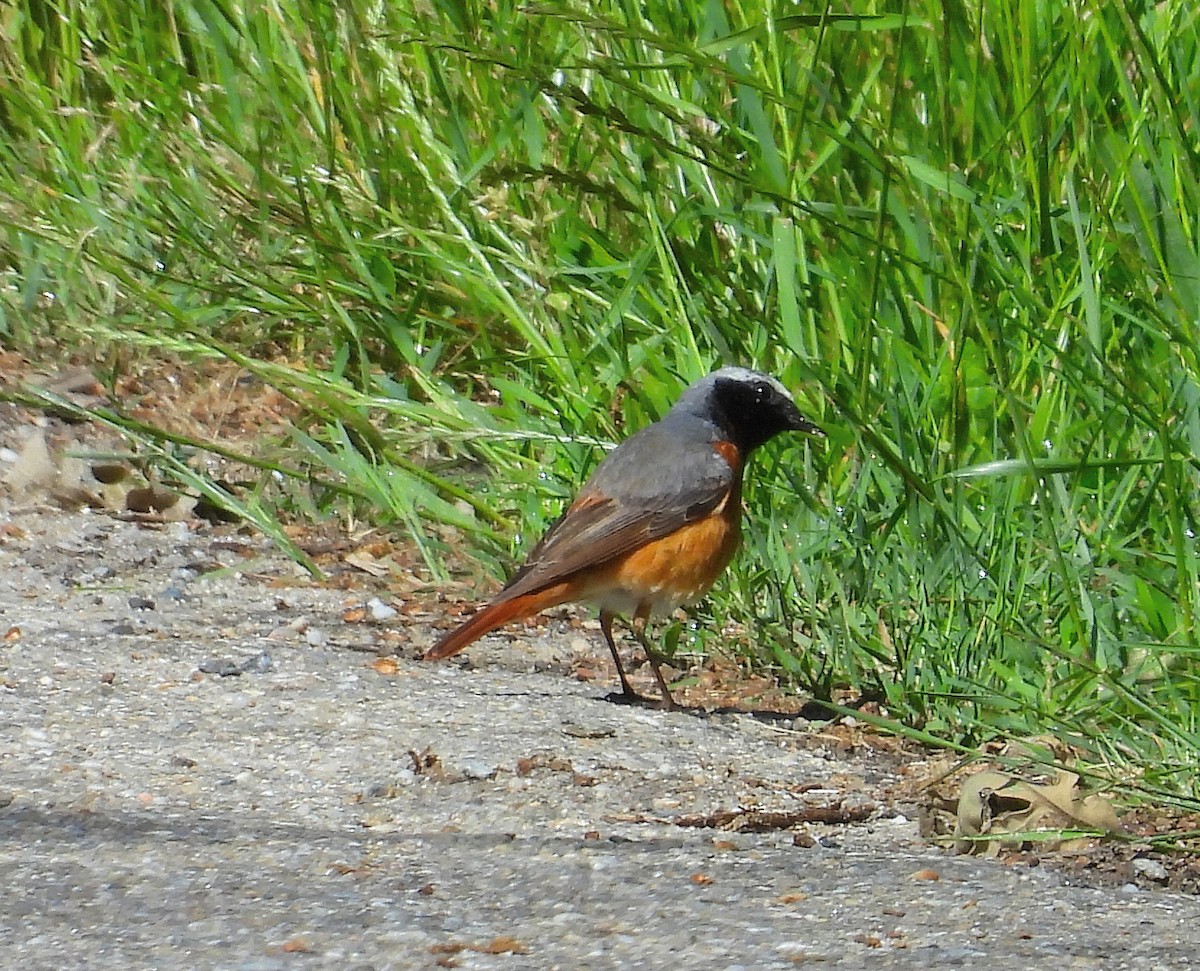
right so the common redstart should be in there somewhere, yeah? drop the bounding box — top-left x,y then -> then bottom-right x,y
425,367 -> 822,708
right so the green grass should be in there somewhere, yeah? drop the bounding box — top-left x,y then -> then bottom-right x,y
4,0 -> 1200,811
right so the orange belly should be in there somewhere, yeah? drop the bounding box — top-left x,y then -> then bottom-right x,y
582,509 -> 741,615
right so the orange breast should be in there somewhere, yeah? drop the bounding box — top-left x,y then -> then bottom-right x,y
587,501 -> 742,613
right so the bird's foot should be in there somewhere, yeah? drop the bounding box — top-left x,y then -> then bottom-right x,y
603,688 -> 676,711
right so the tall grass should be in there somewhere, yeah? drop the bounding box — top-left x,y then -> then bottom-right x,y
3,0 -> 1200,806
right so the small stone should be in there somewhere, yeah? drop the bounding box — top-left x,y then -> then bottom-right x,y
305,627 -> 328,647
459,760 -> 497,780
128,595 -> 156,611
563,724 -> 616,739
238,651 -> 273,674
1132,857 -> 1169,882
198,658 -> 242,677
367,597 -> 398,622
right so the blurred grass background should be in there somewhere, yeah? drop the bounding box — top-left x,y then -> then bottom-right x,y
2,0 -> 1199,808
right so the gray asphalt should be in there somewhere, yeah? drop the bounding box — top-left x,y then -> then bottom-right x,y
2,510 -> 1196,970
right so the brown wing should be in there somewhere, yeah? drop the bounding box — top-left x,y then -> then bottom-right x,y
495,418 -> 738,603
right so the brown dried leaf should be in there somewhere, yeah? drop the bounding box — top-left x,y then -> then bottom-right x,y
33,366 -> 107,402
4,431 -> 57,496
91,463 -> 131,485
125,485 -> 181,514
345,550 -> 393,578
477,936 -> 528,955
954,768 -> 1122,855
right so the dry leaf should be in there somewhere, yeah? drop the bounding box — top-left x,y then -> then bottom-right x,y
90,463 -> 131,485
33,366 -> 107,403
431,936 -> 528,957
371,657 -> 399,676
4,431 -> 56,495
125,485 -> 181,514
345,550 -> 393,577
954,768 -> 1121,856
478,936 -> 528,955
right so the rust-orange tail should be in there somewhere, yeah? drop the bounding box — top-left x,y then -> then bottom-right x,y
423,584 -> 573,660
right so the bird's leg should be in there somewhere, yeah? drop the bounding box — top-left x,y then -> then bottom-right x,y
632,606 -> 676,711
600,609 -> 639,700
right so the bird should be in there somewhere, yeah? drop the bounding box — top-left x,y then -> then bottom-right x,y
424,366 -> 823,709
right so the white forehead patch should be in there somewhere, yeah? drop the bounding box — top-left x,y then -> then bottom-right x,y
710,366 -> 794,401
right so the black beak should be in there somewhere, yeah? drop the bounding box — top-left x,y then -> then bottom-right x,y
789,409 -> 824,437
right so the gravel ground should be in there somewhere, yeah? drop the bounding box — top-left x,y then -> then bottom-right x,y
2,508 -> 1198,970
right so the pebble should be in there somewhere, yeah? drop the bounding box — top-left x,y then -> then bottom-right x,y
460,759 -> 498,780
366,597 -> 397,622
197,652 -> 273,676
239,651 -> 273,674
198,658 -> 243,677
1132,857 -> 1169,882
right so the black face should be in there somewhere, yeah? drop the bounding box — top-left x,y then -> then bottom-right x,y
712,375 -> 823,453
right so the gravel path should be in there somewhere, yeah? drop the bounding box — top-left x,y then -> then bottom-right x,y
2,510 -> 1197,970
